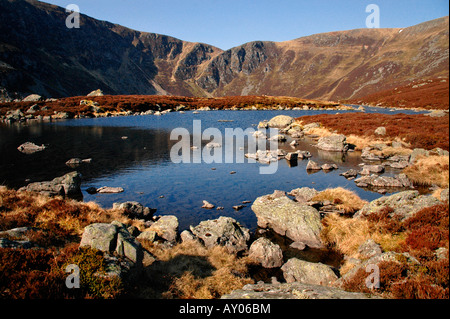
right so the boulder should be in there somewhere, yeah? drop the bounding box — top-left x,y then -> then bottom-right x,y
248,237 -> 283,268
355,190 -> 441,220
288,187 -> 319,203
317,135 -> 348,152
113,201 -> 155,220
87,89 -> 104,97
354,174 -> 412,188
202,200 -> 215,209
17,142 -> 46,154
148,215 -> 179,243
80,222 -> 143,266
306,160 -> 321,171
281,258 -> 338,286
321,163 -> 338,171
97,186 -> 124,194
267,115 -> 294,128
340,169 -> 358,179
190,216 -> 250,254
361,165 -> 385,174
374,127 -> 386,136
357,239 -> 383,259
251,192 -> 323,248
23,94 -> 42,102
221,282 -> 380,299
19,171 -> 82,198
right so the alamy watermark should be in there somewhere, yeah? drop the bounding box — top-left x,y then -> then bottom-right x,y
366,4 -> 380,28
170,120 -> 279,175
66,4 -> 80,29
65,264 -> 80,289
365,264 -> 381,289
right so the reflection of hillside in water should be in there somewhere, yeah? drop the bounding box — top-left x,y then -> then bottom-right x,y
0,123 -> 176,189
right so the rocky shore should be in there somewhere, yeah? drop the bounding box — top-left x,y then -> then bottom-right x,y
1,112 -> 448,299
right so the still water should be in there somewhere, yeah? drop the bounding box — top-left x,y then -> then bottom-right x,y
0,108 -> 427,231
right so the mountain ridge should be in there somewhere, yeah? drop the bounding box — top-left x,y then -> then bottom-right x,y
0,0 -> 448,101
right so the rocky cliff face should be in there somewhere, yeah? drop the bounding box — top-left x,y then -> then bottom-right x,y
0,0 -> 448,100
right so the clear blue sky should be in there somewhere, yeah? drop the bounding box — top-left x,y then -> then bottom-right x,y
44,0 -> 449,50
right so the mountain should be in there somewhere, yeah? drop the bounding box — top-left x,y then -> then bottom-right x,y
0,0 -> 448,101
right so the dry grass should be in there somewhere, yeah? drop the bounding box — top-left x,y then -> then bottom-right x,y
139,241 -> 254,299
404,155 -> 450,188
312,187 -> 368,214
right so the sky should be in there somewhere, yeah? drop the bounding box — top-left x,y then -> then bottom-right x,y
44,0 -> 449,50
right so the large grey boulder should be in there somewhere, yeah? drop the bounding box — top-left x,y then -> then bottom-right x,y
190,216 -> 250,254
317,134 -> 348,152
248,237 -> 283,268
19,171 -> 82,199
148,215 -> 179,243
80,222 -> 144,266
355,190 -> 441,220
222,282 -> 380,299
251,192 -> 323,248
354,174 -> 412,188
281,258 -> 338,286
267,115 -> 294,128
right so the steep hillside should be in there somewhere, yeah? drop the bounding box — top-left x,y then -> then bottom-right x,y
0,0 -> 448,101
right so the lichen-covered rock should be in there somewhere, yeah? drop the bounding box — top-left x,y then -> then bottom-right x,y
190,216 -> 250,254
248,237 -> 283,268
19,171 -> 82,198
221,282 -> 380,299
317,135 -> 348,152
281,258 -> 338,286
251,192 -> 323,248
148,215 -> 179,243
267,115 -> 294,128
355,190 -> 441,220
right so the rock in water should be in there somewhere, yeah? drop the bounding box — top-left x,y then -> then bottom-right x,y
202,200 -> 215,209
267,115 -> 294,128
17,142 -> 46,154
19,171 -> 82,199
251,192 -> 323,248
317,135 -> 348,152
97,186 -> 124,194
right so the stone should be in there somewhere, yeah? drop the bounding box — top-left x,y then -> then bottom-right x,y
354,174 -> 412,188
288,187 -> 319,203
97,186 -> 124,194
112,221 -> 144,264
306,160 -> 321,171
357,239 -> 383,259
248,237 -> 283,268
317,135 -> 348,152
355,190 -> 441,220
202,200 -> 215,209
440,188 -> 449,202
19,171 -> 82,198
340,169 -> 358,179
281,258 -> 338,286
269,134 -> 287,142
148,215 -> 179,243
17,142 -> 46,154
409,148 -> 429,164
285,152 -> 298,162
137,230 -> 157,243
180,230 -> 199,243
267,115 -> 294,128
80,223 -> 118,252
374,127 -> 386,136
251,192 -> 323,248
364,165 -> 385,173
23,94 -> 43,102
190,216 -> 250,254
302,122 -> 321,132
87,89 -> 104,97
221,282 -> 380,299
321,163 -> 338,171
113,201 -> 155,220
